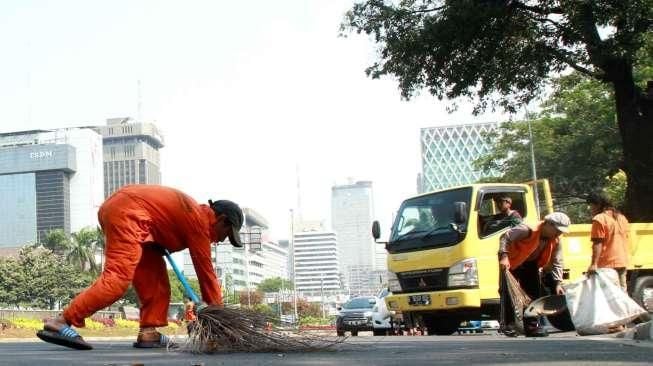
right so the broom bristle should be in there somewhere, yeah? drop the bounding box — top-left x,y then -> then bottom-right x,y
183,305 -> 343,353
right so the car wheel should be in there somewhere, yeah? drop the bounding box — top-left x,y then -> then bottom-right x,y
336,330 -> 345,337
372,329 -> 386,336
351,330 -> 359,336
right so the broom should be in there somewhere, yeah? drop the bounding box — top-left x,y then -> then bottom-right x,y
163,249 -> 341,353
499,269 -> 532,336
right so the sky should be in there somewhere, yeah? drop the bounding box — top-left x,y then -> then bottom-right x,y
0,0 -> 506,240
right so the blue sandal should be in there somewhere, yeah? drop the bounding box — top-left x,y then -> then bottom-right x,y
37,326 -> 93,350
133,332 -> 177,349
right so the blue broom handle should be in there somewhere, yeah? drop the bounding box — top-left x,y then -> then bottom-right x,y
163,249 -> 201,304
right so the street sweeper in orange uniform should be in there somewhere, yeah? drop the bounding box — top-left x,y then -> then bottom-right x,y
37,185 -> 244,350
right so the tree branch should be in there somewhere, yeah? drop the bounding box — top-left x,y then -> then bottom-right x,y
510,0 -> 562,15
409,6 -> 445,14
545,46 -> 608,81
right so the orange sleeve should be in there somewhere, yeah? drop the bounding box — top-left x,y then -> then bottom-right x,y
590,215 -> 607,241
188,238 -> 223,305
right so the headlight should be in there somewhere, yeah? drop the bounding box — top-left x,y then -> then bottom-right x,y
387,270 -> 402,292
448,258 -> 478,287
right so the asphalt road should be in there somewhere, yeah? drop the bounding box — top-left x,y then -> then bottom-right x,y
0,332 -> 651,365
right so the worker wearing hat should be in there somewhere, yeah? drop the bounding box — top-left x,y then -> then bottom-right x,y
38,185 -> 244,350
498,212 -> 571,337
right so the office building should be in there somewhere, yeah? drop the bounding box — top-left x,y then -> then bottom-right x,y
0,128 -> 103,248
293,224 -> 341,296
92,117 -> 164,198
331,180 -> 377,295
420,122 -> 500,193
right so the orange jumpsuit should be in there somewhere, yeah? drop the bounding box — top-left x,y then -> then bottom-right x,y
62,185 -> 223,328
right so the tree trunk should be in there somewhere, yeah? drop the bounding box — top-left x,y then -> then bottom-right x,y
612,64 -> 653,221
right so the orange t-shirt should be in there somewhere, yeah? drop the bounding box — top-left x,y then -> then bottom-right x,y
590,210 -> 629,268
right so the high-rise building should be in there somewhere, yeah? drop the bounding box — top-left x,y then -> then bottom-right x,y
293,224 -> 341,296
92,117 -> 164,198
331,180 -> 377,295
420,122 -> 500,193
0,128 -> 104,248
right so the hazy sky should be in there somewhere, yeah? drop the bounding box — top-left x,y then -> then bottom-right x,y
0,0 -> 506,240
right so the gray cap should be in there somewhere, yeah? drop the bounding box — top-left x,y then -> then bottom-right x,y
544,212 -> 571,233
209,199 -> 244,247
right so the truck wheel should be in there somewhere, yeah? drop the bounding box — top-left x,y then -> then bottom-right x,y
372,329 -> 386,336
424,317 -> 460,335
546,308 -> 575,332
633,275 -> 653,318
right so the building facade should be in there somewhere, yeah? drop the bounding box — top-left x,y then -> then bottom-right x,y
420,122 -> 500,193
92,117 -> 164,198
331,180 -> 377,295
293,227 -> 341,296
0,128 -> 104,248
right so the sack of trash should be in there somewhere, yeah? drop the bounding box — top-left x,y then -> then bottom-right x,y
499,269 -> 532,335
564,268 -> 647,335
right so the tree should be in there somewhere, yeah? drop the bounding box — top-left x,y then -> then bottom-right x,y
39,229 -> 70,256
256,277 -> 294,293
68,227 -> 100,273
474,72 -> 623,221
343,1 -> 653,220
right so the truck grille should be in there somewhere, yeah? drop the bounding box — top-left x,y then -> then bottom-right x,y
397,268 -> 447,293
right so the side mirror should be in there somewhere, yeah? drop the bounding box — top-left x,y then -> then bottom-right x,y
336,306 -> 342,311
369,298 -> 376,305
454,202 -> 468,224
372,220 -> 381,240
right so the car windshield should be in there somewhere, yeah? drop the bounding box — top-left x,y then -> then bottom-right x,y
388,187 -> 472,253
344,298 -> 375,309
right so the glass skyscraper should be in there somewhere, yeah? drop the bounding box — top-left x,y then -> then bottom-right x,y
420,122 -> 500,193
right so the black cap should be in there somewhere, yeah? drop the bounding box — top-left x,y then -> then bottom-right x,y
209,199 -> 244,247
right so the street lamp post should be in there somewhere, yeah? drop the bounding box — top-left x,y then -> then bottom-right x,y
290,209 -> 298,325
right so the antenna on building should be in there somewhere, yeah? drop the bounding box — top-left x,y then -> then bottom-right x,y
295,163 -> 302,221
137,80 -> 143,121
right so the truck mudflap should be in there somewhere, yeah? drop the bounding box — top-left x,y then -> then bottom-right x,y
385,289 -> 481,312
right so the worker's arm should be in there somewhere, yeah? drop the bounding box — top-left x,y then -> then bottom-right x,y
588,216 -> 606,274
549,242 -> 565,294
498,224 -> 530,270
188,238 -> 223,305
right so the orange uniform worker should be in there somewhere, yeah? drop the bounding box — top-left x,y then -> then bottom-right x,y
586,192 -> 630,291
498,212 -> 570,337
38,185 -> 244,350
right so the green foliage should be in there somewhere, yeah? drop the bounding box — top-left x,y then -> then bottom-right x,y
39,229 -> 71,255
238,290 -> 263,306
68,227 -> 101,273
167,270 -> 201,303
256,277 -> 294,293
342,0 -> 653,113
0,247 -> 92,309
253,303 -> 276,318
299,316 -> 334,326
604,170 -> 627,210
297,299 -> 322,318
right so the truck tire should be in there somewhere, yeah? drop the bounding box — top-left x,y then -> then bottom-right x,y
372,329 -> 387,336
632,275 -> 653,318
424,317 -> 460,336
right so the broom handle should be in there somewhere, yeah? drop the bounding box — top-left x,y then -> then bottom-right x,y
163,249 -> 201,304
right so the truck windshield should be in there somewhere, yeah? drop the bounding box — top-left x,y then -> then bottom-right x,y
388,187 -> 472,253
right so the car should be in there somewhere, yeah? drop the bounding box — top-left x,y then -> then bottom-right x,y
372,288 -> 395,336
336,296 -> 376,336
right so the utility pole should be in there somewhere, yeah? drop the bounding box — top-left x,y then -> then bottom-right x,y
290,209 -> 298,325
525,109 -> 541,218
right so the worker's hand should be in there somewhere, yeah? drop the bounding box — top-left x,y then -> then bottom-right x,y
587,264 -> 598,275
555,284 -> 565,295
499,256 -> 510,271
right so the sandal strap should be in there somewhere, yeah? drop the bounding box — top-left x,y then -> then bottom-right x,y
60,326 -> 80,338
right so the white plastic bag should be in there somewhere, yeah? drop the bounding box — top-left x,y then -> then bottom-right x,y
565,268 -> 647,335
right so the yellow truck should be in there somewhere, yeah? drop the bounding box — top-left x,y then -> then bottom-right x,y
372,181 -> 653,335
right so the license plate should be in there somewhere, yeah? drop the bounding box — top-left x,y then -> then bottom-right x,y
346,320 -> 362,325
408,294 -> 431,306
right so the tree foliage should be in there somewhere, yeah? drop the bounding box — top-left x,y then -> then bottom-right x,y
0,247 -> 92,309
256,277 -> 294,293
343,0 -> 653,220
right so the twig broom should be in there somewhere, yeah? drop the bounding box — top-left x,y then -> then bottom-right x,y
164,249 -> 342,353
